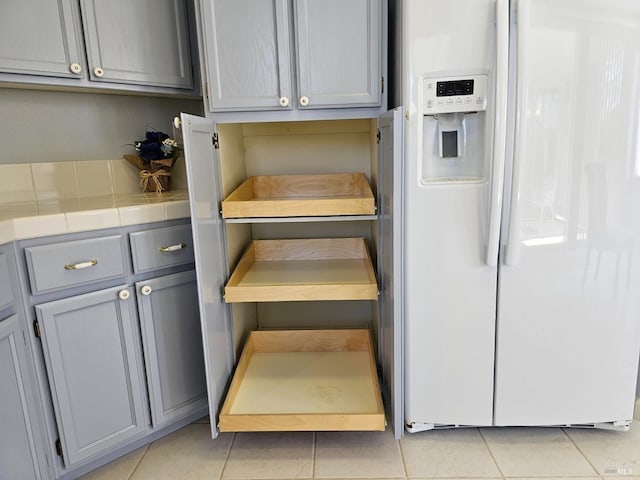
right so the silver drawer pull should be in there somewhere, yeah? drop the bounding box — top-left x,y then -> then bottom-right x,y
159,242 -> 186,253
64,260 -> 98,270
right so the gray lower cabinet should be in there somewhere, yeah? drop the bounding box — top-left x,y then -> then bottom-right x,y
35,286 -> 149,468
0,0 -> 194,93
0,314 -> 44,480
201,0 -> 381,113
136,270 -> 207,428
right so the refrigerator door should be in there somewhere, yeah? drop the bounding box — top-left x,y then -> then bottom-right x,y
403,0 -> 500,428
181,113 -> 234,437
495,0 -> 640,426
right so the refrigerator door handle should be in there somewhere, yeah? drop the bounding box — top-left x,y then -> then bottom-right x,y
504,0 -> 529,266
486,0 -> 509,267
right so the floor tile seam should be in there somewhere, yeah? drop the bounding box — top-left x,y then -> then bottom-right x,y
311,431 -> 317,479
395,434 -> 410,479
477,427 -> 506,478
560,427 -> 601,477
219,432 -> 237,480
127,442 -> 151,480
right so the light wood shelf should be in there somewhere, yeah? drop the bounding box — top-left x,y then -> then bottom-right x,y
221,173 -> 375,218
224,238 -> 378,303
219,329 -> 386,432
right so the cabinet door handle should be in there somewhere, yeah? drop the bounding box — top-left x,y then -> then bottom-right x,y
69,63 -> 82,74
93,67 -> 104,77
118,289 -> 130,300
299,96 -> 310,107
64,260 -> 98,270
279,96 -> 290,107
159,242 -> 186,253
140,285 -> 153,296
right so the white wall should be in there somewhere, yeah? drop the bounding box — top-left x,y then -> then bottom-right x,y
0,88 -> 203,164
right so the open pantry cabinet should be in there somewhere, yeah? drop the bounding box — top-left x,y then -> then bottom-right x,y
180,110 -> 403,438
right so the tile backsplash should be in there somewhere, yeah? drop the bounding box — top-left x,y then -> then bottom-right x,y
0,158 -> 188,202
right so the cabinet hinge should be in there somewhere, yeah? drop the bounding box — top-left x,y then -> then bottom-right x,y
212,133 -> 219,149
55,439 -> 63,458
376,129 -> 381,144
33,320 -> 41,339
381,76 -> 384,94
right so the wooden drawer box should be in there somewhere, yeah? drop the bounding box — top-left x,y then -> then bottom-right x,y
221,173 -> 375,218
224,238 -> 378,302
24,235 -> 128,294
219,329 -> 385,432
129,224 -> 194,273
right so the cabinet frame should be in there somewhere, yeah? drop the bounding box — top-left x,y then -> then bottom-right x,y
181,110 -> 403,437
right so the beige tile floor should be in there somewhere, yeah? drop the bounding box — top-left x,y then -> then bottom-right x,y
82,415 -> 640,480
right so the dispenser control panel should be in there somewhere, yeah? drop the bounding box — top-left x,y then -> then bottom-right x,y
423,74 -> 488,114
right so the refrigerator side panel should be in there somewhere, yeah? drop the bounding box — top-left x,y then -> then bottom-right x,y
403,0 -> 499,427
495,0 -> 640,426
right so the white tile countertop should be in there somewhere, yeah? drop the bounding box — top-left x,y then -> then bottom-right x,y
0,160 -> 191,244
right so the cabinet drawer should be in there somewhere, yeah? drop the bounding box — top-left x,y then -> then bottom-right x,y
130,225 -> 194,273
25,235 -> 127,295
0,252 -> 13,313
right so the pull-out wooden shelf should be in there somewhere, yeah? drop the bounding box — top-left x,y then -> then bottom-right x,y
219,329 -> 386,432
221,173 -> 375,218
224,238 -> 378,302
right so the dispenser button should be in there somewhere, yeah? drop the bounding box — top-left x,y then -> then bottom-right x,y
476,96 -> 484,104
426,99 -> 434,108
455,98 -> 463,105
437,100 -> 445,106
465,97 -> 472,104
447,98 -> 454,104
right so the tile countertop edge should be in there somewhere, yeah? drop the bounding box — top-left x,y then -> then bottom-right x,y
1,199 -> 191,244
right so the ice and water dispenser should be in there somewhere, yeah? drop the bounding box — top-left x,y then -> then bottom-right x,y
420,74 -> 490,183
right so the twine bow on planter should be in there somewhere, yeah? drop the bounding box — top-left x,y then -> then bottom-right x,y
123,155 -> 176,192
139,169 -> 171,192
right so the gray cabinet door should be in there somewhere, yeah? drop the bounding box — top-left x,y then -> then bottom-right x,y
181,113 -> 233,438
294,0 -> 381,108
80,0 -> 193,88
202,0 -> 293,111
0,0 -> 85,78
136,270 -> 207,428
0,314 -> 43,480
36,286 -> 148,467
377,108 -> 404,439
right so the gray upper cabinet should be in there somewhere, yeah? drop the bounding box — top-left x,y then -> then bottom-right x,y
202,0 -> 292,111
294,0 -> 381,109
201,0 -> 382,113
80,0 -> 193,89
0,0 -> 85,78
0,0 -> 194,93
136,270 -> 207,428
36,286 -> 149,468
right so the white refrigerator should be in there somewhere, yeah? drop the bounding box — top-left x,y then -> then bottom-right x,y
399,0 -> 640,431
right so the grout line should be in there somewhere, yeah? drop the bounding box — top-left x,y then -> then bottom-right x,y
561,427 -> 601,477
218,432 -> 236,480
395,434 -> 409,479
311,431 -> 317,479
477,427 -> 506,478
127,442 -> 151,480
